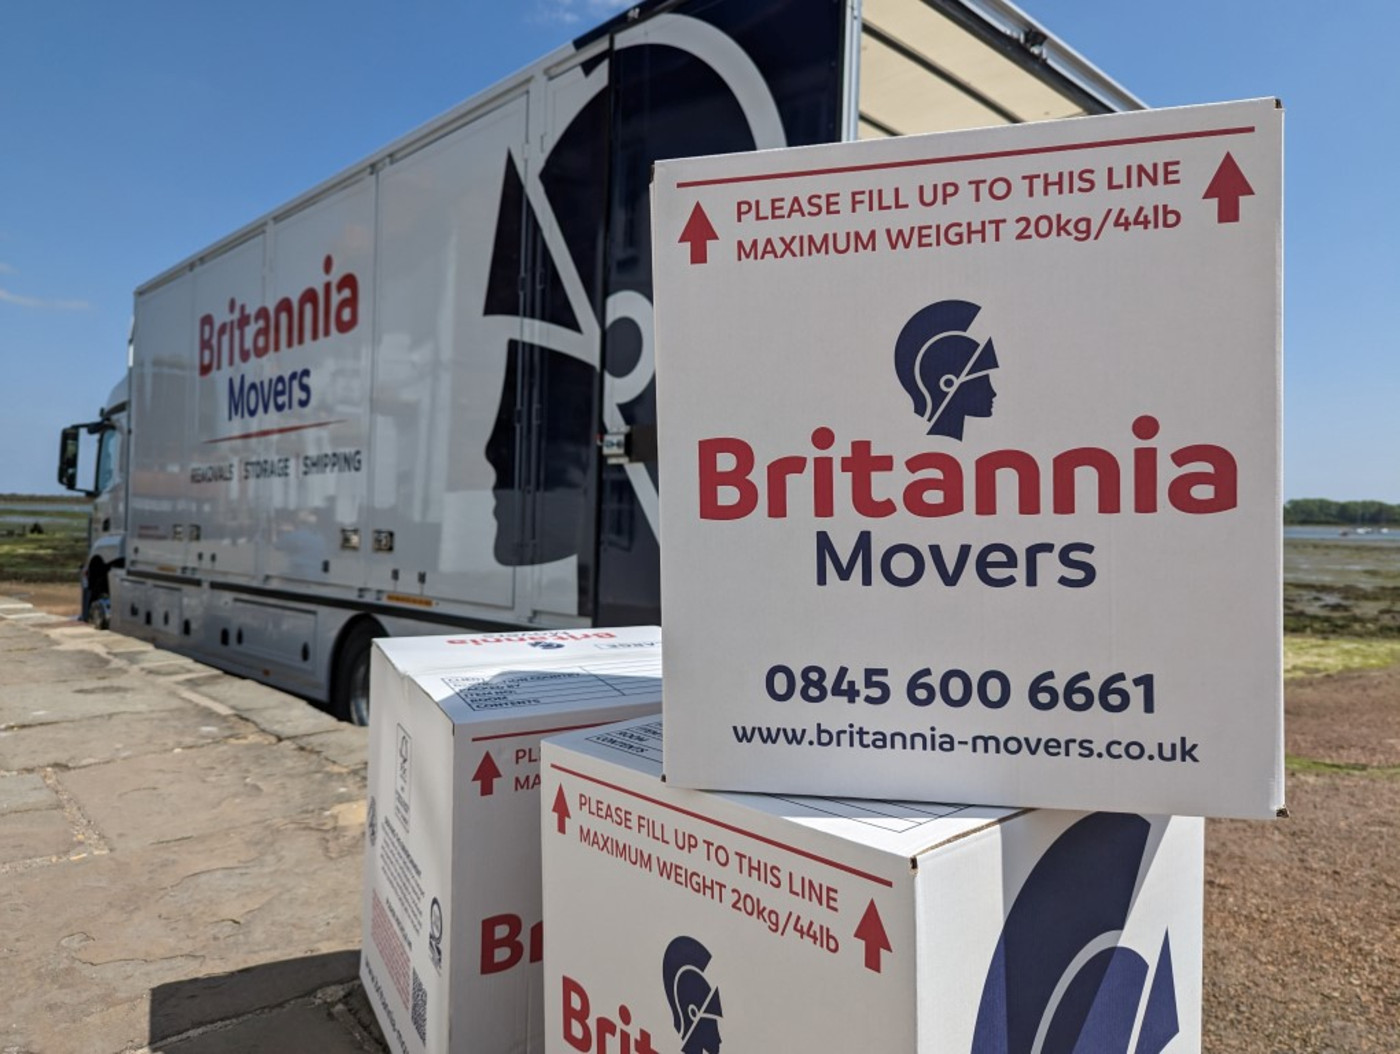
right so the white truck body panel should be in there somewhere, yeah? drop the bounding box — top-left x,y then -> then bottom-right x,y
76,0 -> 1136,711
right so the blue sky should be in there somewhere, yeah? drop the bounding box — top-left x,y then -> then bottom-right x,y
1,0 -> 1394,500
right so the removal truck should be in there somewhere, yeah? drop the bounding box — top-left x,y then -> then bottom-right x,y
57,0 -> 1139,721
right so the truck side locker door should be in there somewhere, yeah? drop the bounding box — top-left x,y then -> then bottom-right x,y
507,48 -> 613,622
260,179 -> 376,593
190,236 -> 265,584
130,274 -> 199,580
592,0 -> 845,625
369,91 -> 531,614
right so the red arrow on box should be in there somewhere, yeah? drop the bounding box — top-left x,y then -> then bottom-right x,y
1203,152 -> 1255,224
471,751 -> 502,796
551,785 -> 572,834
854,899 -> 892,973
679,202 -> 719,264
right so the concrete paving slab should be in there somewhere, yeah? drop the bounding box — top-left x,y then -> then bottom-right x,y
3,818 -> 366,1052
96,635 -> 161,655
181,675 -> 310,715
61,736 -> 363,850
0,622 -> 44,642
0,673 -> 185,728
0,604 -> 384,1054
0,772 -> 76,868
181,681 -> 371,755
142,661 -> 224,680
19,617 -> 157,656
0,771 -> 54,813
0,633 -> 44,655
44,621 -> 105,637
1,611 -> 66,625
152,993 -> 381,1054
40,622 -> 93,637
0,706 -> 255,773
122,648 -> 206,671
145,952 -> 360,1044
0,645 -> 116,685
293,729 -> 370,772
239,701 -> 347,742
0,801 -> 74,863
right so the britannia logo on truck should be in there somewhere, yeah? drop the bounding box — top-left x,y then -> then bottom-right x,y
893,299 -> 999,441
971,812 -> 1180,1054
198,254 -> 361,426
662,936 -> 724,1053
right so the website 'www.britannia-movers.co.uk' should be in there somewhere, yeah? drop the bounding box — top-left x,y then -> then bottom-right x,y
731,722 -> 1200,764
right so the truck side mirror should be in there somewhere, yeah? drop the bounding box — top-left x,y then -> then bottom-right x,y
58,426 -> 82,492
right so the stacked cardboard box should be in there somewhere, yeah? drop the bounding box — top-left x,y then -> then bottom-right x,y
532,100 -> 1284,1053
363,98 -> 1283,1054
361,628 -> 662,1054
541,719 -> 1201,1052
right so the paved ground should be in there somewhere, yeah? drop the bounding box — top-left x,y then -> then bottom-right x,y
6,589 -> 1396,1052
0,598 -> 389,1054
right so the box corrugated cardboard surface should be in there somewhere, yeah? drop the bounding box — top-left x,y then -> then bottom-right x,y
542,717 -> 1202,1052
362,628 -> 662,1054
652,101 -> 1283,818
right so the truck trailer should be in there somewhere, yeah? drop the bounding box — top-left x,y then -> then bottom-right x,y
58,0 -> 1139,722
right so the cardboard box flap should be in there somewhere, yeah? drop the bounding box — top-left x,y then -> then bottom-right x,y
551,717 -> 1025,861
375,626 -> 660,678
415,654 -> 661,727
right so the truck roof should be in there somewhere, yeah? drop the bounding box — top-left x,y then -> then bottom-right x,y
854,0 -> 1144,137
135,0 -> 1140,297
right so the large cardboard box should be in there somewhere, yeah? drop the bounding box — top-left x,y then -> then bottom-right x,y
543,718 -> 1202,1053
362,628 -> 663,1054
652,99 -> 1283,817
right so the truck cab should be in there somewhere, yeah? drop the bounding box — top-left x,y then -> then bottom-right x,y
57,378 -> 128,626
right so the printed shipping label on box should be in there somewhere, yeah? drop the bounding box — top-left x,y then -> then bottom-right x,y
361,627 -> 662,1054
653,98 -> 1284,817
542,719 -> 1203,1053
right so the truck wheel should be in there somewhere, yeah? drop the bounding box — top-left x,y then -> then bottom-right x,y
332,619 -> 384,727
88,597 -> 111,630
85,561 -> 111,629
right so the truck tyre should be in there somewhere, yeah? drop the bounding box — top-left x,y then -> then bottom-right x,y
88,598 -> 111,631
85,560 -> 111,630
331,618 -> 384,727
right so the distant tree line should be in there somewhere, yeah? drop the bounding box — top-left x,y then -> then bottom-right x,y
1284,498 -> 1400,525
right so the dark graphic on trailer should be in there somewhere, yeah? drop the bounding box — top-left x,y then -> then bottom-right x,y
477,32 -> 777,572
970,812 -> 1180,1054
663,936 -> 724,1053
893,299 -> 999,441
475,5 -> 837,614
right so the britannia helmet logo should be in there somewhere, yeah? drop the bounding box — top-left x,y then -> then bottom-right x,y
663,936 -> 723,1053
893,299 -> 999,440
971,812 -> 1180,1054
428,896 -> 444,972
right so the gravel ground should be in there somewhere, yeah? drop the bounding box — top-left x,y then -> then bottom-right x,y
1203,666 -> 1400,1053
